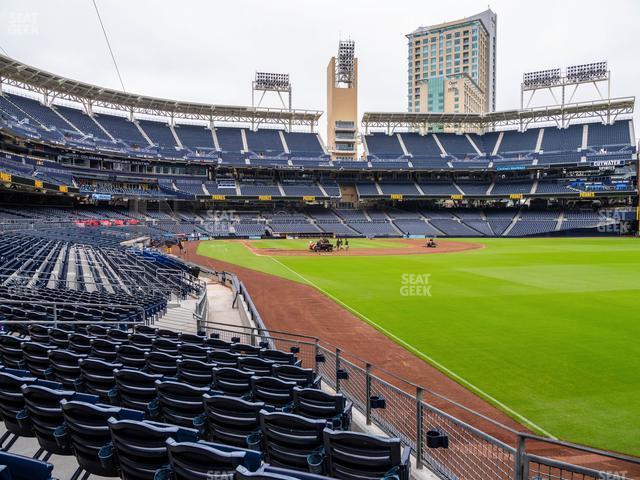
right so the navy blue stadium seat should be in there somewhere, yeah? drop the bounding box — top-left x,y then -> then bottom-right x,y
238,357 -> 276,377
21,384 -> 94,459
321,428 -> 411,480
176,359 -> 215,387
272,365 -> 320,389
20,342 -> 53,379
60,399 -> 144,478
250,376 -> 296,408
0,336 -> 24,369
47,350 -> 86,389
78,358 -> 122,401
145,351 -> 181,376
158,438 -> 262,479
235,464 -> 333,480
152,380 -> 211,428
0,451 -> 54,480
113,369 -> 163,415
0,369 -> 39,449
202,394 -> 266,448
257,410 -> 327,471
291,388 -> 352,430
116,344 -> 148,369
211,367 -> 254,397
107,418 -> 198,480
208,350 -> 239,368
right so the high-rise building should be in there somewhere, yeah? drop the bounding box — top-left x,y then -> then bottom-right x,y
327,40 -> 358,160
406,9 -> 497,115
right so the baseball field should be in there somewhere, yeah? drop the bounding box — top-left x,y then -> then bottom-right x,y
196,237 -> 640,455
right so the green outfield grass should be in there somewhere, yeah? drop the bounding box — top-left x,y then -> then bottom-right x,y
197,238 -> 640,455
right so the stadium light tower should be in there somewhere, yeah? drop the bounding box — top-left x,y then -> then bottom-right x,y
251,72 -> 292,130
327,39 -> 358,161
521,62 -> 611,119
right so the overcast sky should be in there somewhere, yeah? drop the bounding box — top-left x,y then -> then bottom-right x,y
0,0 -> 638,139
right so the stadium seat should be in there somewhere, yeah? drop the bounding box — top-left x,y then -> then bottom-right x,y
256,411 -> 327,471
178,343 -> 210,362
47,328 -> 70,349
106,418 -> 198,480
238,357 -> 276,377
60,399 -> 144,477
145,351 -> 181,376
158,438 -> 262,479
176,359 -> 216,387
68,334 -> 93,354
231,343 -> 262,357
250,376 -> 297,408
113,369 -> 163,415
90,338 -> 122,362
211,367 -> 254,397
152,338 -> 181,355
0,335 -> 24,369
21,384 -> 91,459
202,394 -> 267,448
78,358 -> 122,401
152,380 -> 211,427
47,350 -> 86,389
321,428 -> 411,480
291,388 -> 352,430
27,325 -> 50,345
115,344 -> 148,369
129,333 -> 155,349
235,464 -> 333,480
260,349 -> 300,365
208,350 -> 239,368
272,365 -> 321,389
0,451 -> 54,480
0,369 -> 39,449
21,342 -> 53,379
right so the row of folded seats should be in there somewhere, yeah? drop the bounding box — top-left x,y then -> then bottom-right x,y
0,286 -> 166,337
0,329 -> 409,479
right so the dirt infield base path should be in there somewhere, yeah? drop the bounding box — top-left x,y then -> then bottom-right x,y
181,241 -> 637,475
242,238 -> 484,257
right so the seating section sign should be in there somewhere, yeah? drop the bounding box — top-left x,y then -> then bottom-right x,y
0,172 -> 11,183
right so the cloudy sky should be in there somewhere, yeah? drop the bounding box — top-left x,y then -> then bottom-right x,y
0,0 -> 638,138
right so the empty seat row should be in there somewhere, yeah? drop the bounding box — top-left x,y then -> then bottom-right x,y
0,367 -> 401,479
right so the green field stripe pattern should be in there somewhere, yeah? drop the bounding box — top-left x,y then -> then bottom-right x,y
196,238 -> 640,455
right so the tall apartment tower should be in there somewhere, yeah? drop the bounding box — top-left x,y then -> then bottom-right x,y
406,9 -> 497,116
327,40 -> 358,160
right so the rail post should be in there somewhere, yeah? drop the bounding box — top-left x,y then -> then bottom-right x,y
335,348 -> 341,392
416,387 -> 424,469
53,303 -> 57,327
314,339 -> 320,374
514,433 -> 527,480
365,362 -> 372,425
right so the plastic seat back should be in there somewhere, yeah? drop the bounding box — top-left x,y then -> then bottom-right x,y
259,411 -> 327,470
107,418 -> 198,480
202,394 -> 265,448
251,377 -> 296,408
211,367 -> 254,397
